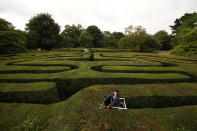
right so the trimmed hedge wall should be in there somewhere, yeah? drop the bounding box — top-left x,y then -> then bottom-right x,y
126,95 -> 197,108
0,76 -> 196,104
55,77 -> 195,101
0,82 -> 60,104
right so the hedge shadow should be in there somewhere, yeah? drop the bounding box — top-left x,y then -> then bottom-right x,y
126,95 -> 197,108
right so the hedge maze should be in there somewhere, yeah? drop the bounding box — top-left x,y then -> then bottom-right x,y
1,49 -> 197,130
0,50 -> 197,105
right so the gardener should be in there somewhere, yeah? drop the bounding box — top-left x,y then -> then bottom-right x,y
104,90 -> 120,109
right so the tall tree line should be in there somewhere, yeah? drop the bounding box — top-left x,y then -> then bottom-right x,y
0,12 -> 196,54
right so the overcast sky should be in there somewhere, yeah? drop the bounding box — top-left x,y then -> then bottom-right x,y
0,0 -> 196,34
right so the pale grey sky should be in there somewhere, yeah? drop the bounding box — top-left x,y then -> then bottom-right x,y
0,0 -> 196,34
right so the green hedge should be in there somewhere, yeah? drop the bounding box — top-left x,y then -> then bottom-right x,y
126,95 -> 197,108
0,66 -> 71,74
0,76 -> 196,104
55,77 -> 195,101
54,48 -> 131,52
0,82 -> 60,104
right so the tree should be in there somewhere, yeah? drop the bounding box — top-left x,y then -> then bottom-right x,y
118,36 -> 137,49
0,31 -> 26,46
25,13 -> 61,50
103,31 -> 111,47
119,26 -> 147,50
0,31 -> 27,54
87,25 -> 104,48
112,32 -> 124,41
154,30 -> 172,50
103,31 -> 123,48
124,25 -> 133,35
0,18 -> 15,31
154,30 -> 168,41
78,31 -> 93,48
134,26 -> 146,35
170,12 -> 197,34
119,25 -> 159,52
141,35 -> 160,52
61,24 -> 82,47
103,31 -> 111,39
171,28 -> 197,56
104,35 -> 117,48
177,28 -> 197,44
0,18 -> 27,55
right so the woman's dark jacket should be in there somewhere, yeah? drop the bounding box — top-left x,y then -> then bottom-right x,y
104,92 -> 120,107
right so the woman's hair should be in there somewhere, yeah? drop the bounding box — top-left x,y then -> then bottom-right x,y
114,90 -> 119,97
114,89 -> 119,93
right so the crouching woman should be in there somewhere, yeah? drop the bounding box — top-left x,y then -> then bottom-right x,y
104,90 -> 120,109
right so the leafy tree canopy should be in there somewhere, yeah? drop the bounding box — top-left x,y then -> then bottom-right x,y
177,28 -> 197,44
170,29 -> 197,57
112,32 -> 124,40
154,30 -> 168,41
142,35 -> 160,52
25,13 -> 61,50
87,25 -> 104,48
61,24 -> 82,47
0,18 -> 15,31
78,31 -> 93,48
119,25 -> 159,52
0,18 -> 27,55
102,31 -> 124,48
170,12 -> 197,34
154,30 -> 172,50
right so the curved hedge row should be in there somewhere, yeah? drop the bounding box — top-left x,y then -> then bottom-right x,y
101,54 -> 197,62
126,95 -> 197,108
0,50 -> 197,106
2,60 -> 79,74
0,82 -> 60,104
90,84 -> 197,109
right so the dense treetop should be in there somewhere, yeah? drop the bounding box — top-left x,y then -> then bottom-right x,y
170,12 -> 197,34
25,13 -> 61,50
0,18 -> 15,31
